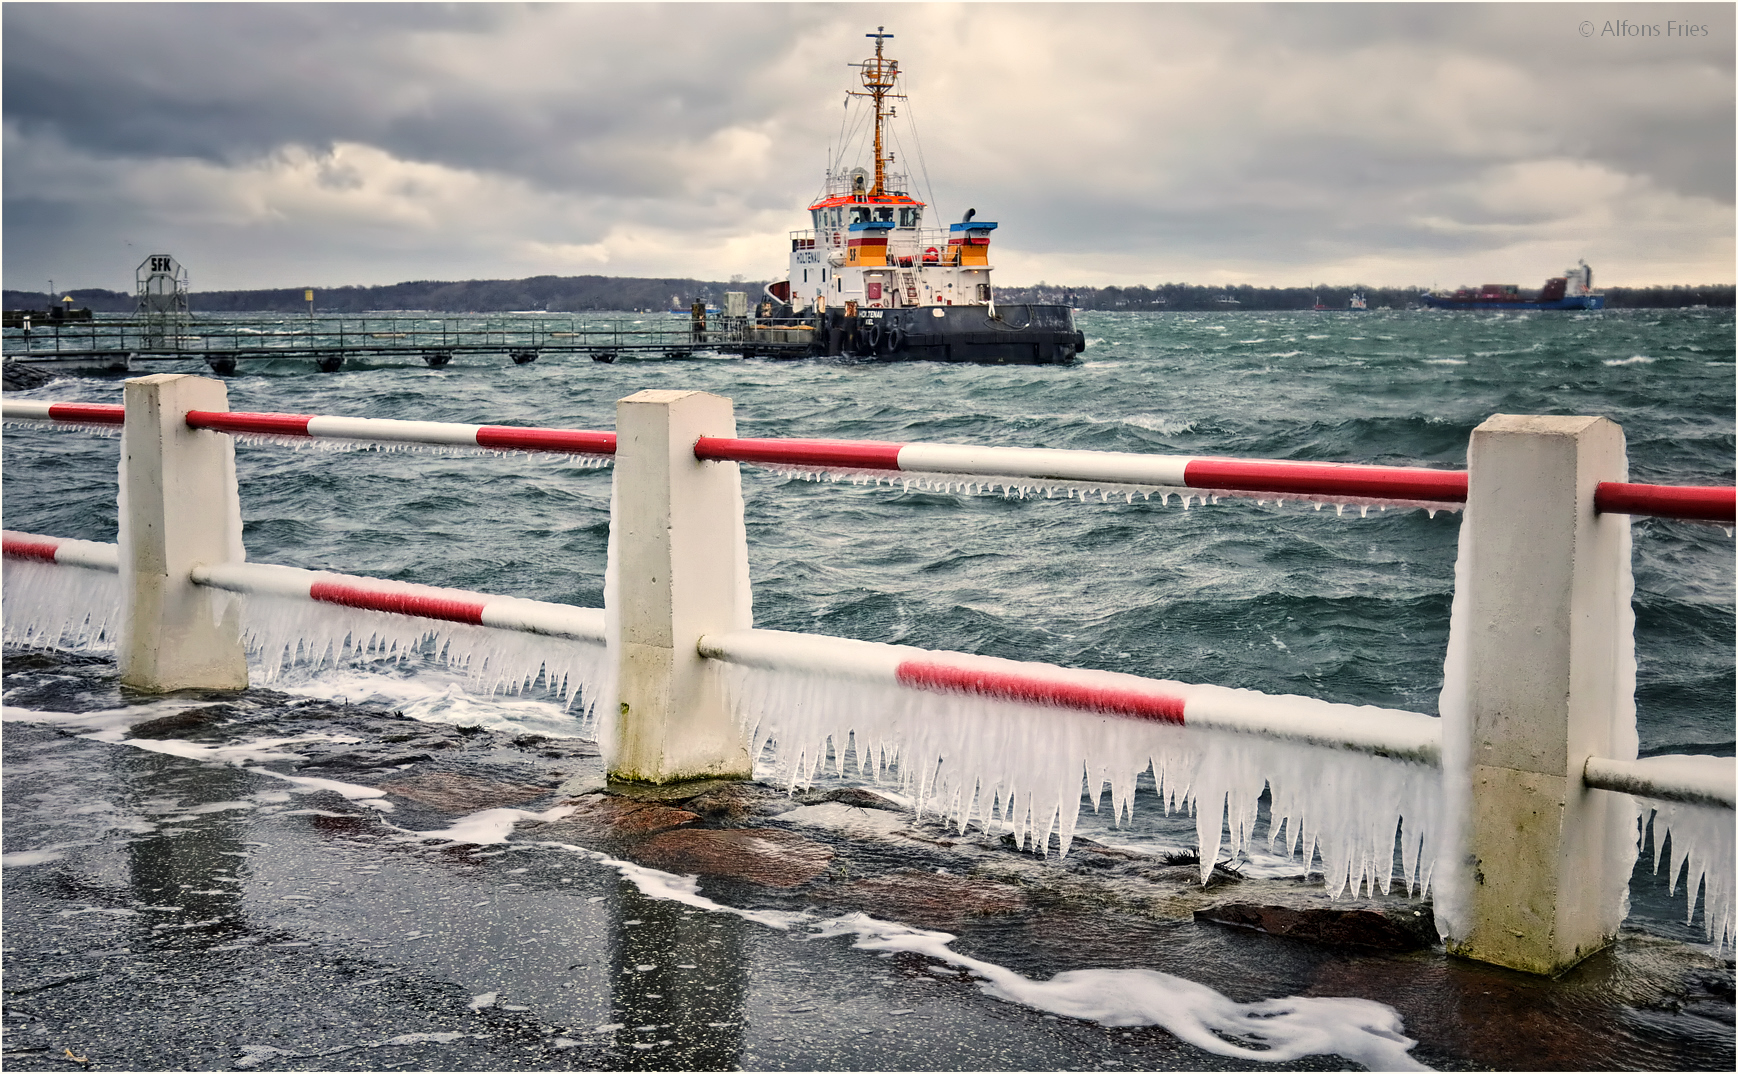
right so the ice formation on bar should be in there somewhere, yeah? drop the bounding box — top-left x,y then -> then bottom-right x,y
237,591 -> 610,727
1638,797 -> 1735,949
721,664 -> 1439,897
227,432 -> 612,467
1,558 -> 119,650
746,462 -> 1461,515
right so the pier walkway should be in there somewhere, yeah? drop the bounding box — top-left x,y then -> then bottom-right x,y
0,313 -> 815,374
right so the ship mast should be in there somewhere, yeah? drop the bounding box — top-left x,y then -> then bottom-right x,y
849,27 -> 904,197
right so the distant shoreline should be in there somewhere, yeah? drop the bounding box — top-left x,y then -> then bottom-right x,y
5,275 -> 1732,313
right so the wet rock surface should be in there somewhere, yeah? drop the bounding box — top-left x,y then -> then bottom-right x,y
632,828 -> 835,888
1194,899 -> 1438,951
2,649 -> 1732,1072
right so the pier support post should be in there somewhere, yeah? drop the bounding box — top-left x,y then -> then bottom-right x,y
119,374 -> 248,691
1439,414 -> 1638,975
608,390 -> 752,784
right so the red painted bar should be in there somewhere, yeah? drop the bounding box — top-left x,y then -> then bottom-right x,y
896,660 -> 1188,724
186,410 -> 316,437
695,436 -> 906,470
1183,458 -> 1469,502
1596,482 -> 1736,524
308,580 -> 487,625
46,403 -> 125,425
476,426 -> 617,455
2,535 -> 61,561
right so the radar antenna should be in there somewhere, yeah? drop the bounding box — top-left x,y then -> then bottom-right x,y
848,27 -> 905,197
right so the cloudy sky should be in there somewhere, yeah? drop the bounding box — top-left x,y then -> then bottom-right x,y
4,3 -> 1732,293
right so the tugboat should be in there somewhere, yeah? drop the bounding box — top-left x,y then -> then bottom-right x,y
762,28 -> 1084,363
1421,261 -> 1605,310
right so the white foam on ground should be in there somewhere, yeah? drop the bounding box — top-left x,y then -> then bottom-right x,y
501,819 -> 1432,1070
812,912 -> 1430,1070
389,804 -> 577,846
248,766 -> 395,811
1,849 -> 67,867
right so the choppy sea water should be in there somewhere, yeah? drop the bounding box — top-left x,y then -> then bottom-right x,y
4,307 -> 1734,942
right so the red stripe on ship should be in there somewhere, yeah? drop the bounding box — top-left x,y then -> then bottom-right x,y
694,437 -> 905,471
1596,482 -> 1735,523
2,536 -> 62,562
1183,458 -> 1468,503
186,411 -> 317,437
895,660 -> 1187,724
47,403 -> 125,425
309,581 -> 486,625
476,427 -> 617,455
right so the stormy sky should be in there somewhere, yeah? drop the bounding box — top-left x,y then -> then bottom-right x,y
4,2 -> 1732,292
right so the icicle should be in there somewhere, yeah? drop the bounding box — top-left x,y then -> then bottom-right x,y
719,663 -> 1439,887
1,560 -> 119,651
1639,799 -> 1734,950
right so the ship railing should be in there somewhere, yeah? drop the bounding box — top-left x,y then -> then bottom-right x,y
3,381 -> 1734,975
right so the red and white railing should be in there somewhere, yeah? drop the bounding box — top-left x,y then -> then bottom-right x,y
6,384 -> 1735,972
190,562 -> 605,642
7,399 -> 1732,521
2,532 -> 603,643
8,527 -> 1730,808
1,531 -> 119,572
698,628 -> 1442,762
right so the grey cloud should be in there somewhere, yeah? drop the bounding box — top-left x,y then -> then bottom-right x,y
4,3 -> 1730,290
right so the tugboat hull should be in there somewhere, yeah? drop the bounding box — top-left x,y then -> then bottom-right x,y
818,304 -> 1083,364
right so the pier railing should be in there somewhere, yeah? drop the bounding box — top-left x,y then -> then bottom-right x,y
3,375 -> 1734,977
1,312 -> 800,371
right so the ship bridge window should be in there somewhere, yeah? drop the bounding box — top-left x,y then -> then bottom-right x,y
874,207 -> 894,222
850,207 -> 870,225
899,208 -> 919,228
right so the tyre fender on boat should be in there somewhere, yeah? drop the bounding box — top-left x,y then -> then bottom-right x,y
883,324 -> 903,353
863,321 -> 882,352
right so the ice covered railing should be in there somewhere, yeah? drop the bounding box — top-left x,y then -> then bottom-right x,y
4,382 -> 1734,977
2,531 -> 609,721
8,399 -> 1732,522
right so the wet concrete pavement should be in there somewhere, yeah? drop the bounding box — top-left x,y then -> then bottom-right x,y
2,650 -> 1732,1071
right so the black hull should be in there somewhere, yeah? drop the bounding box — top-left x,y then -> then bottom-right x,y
811,304 -> 1083,364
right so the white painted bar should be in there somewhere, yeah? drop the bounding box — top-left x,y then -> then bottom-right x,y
2,401 -> 55,421
698,627 -> 909,681
1585,754 -> 1736,809
304,415 -> 484,445
52,539 -> 120,573
898,443 -> 1194,486
479,597 -> 605,642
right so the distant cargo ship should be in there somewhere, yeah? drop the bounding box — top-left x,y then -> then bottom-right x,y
1422,261 -> 1605,310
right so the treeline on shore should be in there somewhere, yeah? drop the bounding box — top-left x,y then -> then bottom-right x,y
1,275 -> 769,315
5,276 -> 1731,314
993,282 -> 1737,311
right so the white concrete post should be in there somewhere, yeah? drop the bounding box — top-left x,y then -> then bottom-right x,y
609,390 -> 752,783
1439,414 -> 1638,975
119,374 -> 248,691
